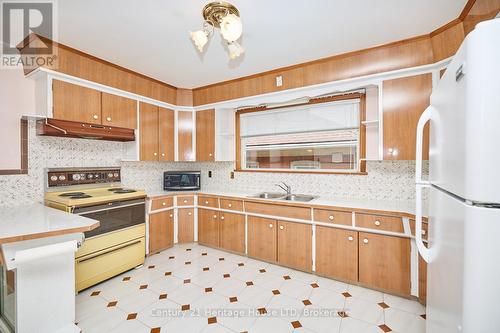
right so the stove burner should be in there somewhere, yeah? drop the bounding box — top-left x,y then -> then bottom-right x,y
69,194 -> 93,199
59,192 -> 86,197
113,189 -> 137,194
108,188 -> 123,191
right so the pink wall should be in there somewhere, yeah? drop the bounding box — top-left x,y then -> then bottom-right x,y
0,67 -> 35,169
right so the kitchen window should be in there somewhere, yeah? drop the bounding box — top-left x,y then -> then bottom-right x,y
237,94 -> 365,173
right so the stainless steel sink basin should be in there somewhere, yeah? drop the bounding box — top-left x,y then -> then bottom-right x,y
250,192 -> 286,199
282,194 -> 317,202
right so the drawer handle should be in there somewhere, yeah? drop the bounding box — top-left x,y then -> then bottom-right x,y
77,240 -> 141,263
162,202 -> 166,206
205,201 -> 209,204
268,224 -> 273,228
348,236 -> 354,241
328,215 -> 334,220
228,203 -> 232,207
279,225 -> 284,230
374,220 -> 381,226
363,238 -> 369,244
220,216 -> 225,220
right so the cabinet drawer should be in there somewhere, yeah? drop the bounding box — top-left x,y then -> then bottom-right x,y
198,196 -> 219,208
151,196 -> 173,211
220,198 -> 243,211
314,209 -> 352,226
177,196 -> 194,206
356,213 -> 403,233
245,201 -> 311,220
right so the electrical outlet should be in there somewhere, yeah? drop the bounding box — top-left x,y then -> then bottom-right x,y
230,171 -> 235,179
276,75 -> 283,87
208,171 -> 212,178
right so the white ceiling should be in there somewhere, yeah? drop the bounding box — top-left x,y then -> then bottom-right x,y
56,0 -> 467,88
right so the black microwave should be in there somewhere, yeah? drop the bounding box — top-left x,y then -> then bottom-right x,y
164,171 -> 201,191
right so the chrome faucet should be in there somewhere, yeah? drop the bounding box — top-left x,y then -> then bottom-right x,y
276,182 -> 292,195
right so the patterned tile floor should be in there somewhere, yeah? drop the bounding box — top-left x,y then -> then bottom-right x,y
76,243 -> 426,333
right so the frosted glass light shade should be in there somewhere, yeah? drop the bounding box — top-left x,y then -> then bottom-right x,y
190,30 -> 208,52
227,41 -> 244,59
220,14 -> 242,42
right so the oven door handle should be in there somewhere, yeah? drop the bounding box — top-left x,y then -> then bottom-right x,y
76,240 -> 142,264
75,202 -> 145,215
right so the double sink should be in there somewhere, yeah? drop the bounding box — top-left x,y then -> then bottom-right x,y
249,192 -> 317,202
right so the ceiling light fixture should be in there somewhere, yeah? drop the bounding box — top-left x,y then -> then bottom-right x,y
190,1 -> 244,59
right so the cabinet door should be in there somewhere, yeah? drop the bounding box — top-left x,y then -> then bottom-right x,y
178,111 -> 194,161
247,216 -> 277,262
219,212 -> 245,254
178,208 -> 194,243
159,107 -> 175,161
383,73 -> 432,160
277,221 -> 312,271
196,109 -> 215,161
101,92 -> 137,129
315,226 -> 358,281
359,232 -> 411,295
139,102 -> 159,161
149,211 -> 173,254
197,208 -> 219,247
52,80 -> 101,124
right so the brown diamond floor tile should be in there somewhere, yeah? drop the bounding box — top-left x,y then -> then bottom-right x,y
159,294 -> 168,299
229,296 -> 238,303
246,281 -> 254,286
185,261 -> 191,265
219,257 -> 225,261
203,267 -> 209,271
205,287 -> 213,292
202,253 -> 207,256
272,289 -> 280,295
259,269 -> 266,273
186,248 -> 191,251
208,317 -> 217,324
90,291 -> 100,296
421,314 -> 426,319
122,277 -> 131,282
169,256 -> 175,259
257,307 -> 267,314
165,272 -> 172,276
378,324 -> 392,332
238,263 -> 244,266
342,292 -> 352,297
151,328 -> 161,333
107,301 -> 118,307
181,304 -> 190,311
148,265 -> 155,269
311,283 -> 319,288
291,321 -> 302,328
378,302 -> 390,309
184,279 -> 191,284
283,275 -> 291,280
338,311 -> 348,318
223,273 -> 230,278
302,299 -> 312,306
139,284 -> 148,289
127,313 -> 137,320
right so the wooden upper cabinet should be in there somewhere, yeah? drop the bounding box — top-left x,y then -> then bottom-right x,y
139,102 -> 159,161
196,109 -> 215,161
158,107 -> 175,161
247,216 -> 277,262
277,221 -> 312,271
315,226 -> 358,282
178,111 -> 194,161
149,211 -> 174,254
383,73 -> 432,160
52,80 -> 101,124
219,212 -> 245,254
198,208 -> 219,247
101,92 -> 137,129
358,232 -> 411,295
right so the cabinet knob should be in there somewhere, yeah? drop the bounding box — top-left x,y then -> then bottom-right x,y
106,116 -> 111,121
205,201 -> 209,204
374,220 -> 381,226
153,152 -> 158,156
188,212 -> 192,216
328,215 -> 334,220
348,236 -> 354,241
279,225 -> 284,230
93,114 -> 99,120
169,214 -> 173,217
268,224 -> 273,228
162,202 -> 166,206
183,200 -> 188,203
363,238 -> 369,244
161,153 -> 165,157
422,230 -> 426,235
220,216 -> 225,220
228,203 -> 232,207
209,153 -> 213,157
213,215 -> 217,219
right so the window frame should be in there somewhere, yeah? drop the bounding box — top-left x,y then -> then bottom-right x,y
235,93 -> 367,175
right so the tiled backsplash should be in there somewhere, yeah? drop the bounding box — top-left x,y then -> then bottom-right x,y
0,120 -> 426,206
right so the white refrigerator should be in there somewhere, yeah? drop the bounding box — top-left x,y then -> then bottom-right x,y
415,19 -> 500,333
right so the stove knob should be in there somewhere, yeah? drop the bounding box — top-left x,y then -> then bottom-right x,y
58,175 -> 66,181
113,173 -> 119,178
108,173 -> 114,178
72,174 -> 81,181
80,173 -> 85,179
94,174 -> 100,178
50,175 -> 58,181
87,174 -> 94,179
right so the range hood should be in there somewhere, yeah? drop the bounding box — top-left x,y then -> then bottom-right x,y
36,118 -> 135,142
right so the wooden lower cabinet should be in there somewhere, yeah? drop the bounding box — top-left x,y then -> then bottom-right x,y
219,212 -> 245,254
358,232 -> 411,295
315,226 -> 358,281
198,208 -> 219,247
277,221 -> 312,271
178,208 -> 194,243
247,216 -> 277,262
149,211 -> 174,254
419,253 -> 427,304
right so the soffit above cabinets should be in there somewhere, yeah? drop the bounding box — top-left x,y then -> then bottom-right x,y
56,0 -> 467,88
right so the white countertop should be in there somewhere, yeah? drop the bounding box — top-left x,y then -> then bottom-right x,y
146,190 -> 427,217
0,203 -> 99,244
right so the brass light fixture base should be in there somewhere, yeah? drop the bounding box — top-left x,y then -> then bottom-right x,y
202,1 -> 240,28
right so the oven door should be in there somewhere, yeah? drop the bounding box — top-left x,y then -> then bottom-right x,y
73,198 -> 145,238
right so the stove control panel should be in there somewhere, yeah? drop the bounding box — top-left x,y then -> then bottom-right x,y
47,168 -> 121,187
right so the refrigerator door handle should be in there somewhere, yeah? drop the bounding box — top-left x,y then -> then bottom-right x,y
415,105 -> 435,185
416,184 -> 430,263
